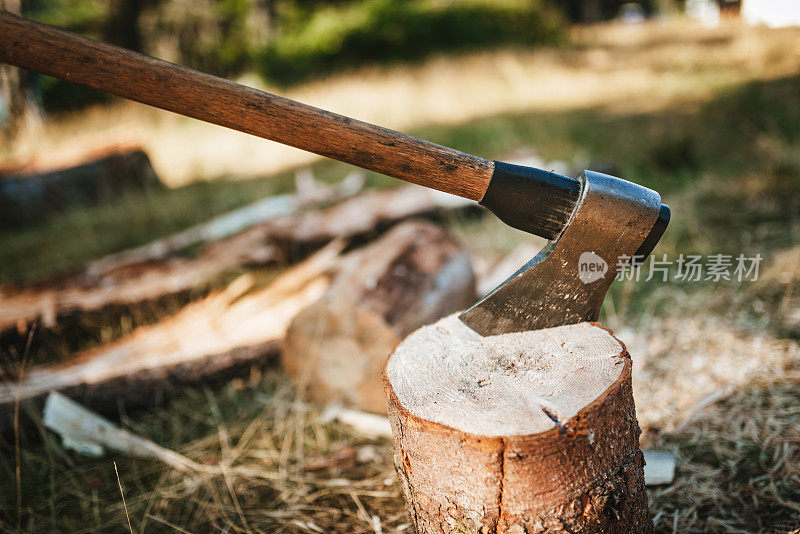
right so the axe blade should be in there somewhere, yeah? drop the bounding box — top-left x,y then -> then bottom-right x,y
459,170 -> 666,336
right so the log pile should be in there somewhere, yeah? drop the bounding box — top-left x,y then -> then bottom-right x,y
0,184 -> 474,337
0,218 -> 475,426
0,241 -> 343,422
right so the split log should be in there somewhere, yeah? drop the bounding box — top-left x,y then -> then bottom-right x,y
268,185 -> 475,258
0,241 -> 345,426
0,184 -> 474,337
282,220 -> 476,414
384,316 -> 651,533
0,218 -> 473,427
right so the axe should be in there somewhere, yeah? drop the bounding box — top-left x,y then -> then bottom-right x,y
0,12 -> 669,335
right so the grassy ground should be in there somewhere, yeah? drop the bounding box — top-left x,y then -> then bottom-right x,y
1,19 -> 800,534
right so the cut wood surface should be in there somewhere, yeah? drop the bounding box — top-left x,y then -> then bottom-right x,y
282,220 -> 475,414
385,316 -> 651,533
0,184 -> 474,336
0,241 -> 345,422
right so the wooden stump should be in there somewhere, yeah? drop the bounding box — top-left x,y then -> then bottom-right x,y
282,220 -> 475,414
384,316 -> 651,533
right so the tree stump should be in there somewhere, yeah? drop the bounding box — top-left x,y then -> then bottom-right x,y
282,220 -> 475,413
384,315 -> 651,533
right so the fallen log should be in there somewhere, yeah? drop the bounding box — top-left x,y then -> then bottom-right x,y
0,241 -> 344,425
0,217 -> 475,427
282,220 -> 475,413
384,316 -> 651,533
268,184 -> 475,258
0,145 -> 162,227
0,184 -> 474,338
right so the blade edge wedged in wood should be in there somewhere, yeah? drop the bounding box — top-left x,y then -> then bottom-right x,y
460,170 -> 662,335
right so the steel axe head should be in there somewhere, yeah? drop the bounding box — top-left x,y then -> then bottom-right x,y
459,168 -> 669,336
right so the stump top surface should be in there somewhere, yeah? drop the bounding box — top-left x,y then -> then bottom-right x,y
386,315 -> 626,436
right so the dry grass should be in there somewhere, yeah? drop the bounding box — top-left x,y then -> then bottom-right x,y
649,370 -> 800,533
1,370 -> 409,533
4,358 -> 799,532
623,316 -> 800,437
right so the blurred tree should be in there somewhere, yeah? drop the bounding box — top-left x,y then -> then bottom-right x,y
559,0 -> 661,21
139,0 -> 273,76
258,0 -> 565,85
0,0 -> 35,135
103,0 -> 149,52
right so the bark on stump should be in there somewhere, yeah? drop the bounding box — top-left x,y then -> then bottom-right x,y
384,316 -> 651,533
282,220 -> 475,414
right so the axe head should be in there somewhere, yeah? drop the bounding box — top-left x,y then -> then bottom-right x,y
459,169 -> 669,336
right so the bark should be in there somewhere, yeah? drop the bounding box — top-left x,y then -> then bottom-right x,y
282,220 -> 476,414
384,317 -> 651,533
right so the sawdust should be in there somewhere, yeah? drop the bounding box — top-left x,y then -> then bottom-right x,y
618,317 -> 800,436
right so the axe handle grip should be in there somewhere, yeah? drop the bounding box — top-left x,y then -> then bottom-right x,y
0,11 -> 494,201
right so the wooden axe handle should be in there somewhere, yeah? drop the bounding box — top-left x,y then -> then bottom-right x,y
0,11 -> 494,201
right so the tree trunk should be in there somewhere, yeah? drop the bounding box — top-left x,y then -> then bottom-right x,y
384,316 -> 652,533
282,220 -> 476,414
103,0 -> 146,52
0,0 -> 25,135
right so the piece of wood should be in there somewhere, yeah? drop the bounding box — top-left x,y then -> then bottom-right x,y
0,12 -> 494,201
0,183 -> 472,339
43,391 -> 196,470
281,220 -> 475,414
0,145 -> 162,227
41,391 -> 296,480
642,451 -> 675,486
320,404 -> 393,440
0,218 -> 473,426
384,316 -> 651,533
268,185 -> 475,257
0,241 -> 345,424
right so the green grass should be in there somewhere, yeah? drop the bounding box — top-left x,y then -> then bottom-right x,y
258,0 -> 563,85
0,178 -> 284,283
